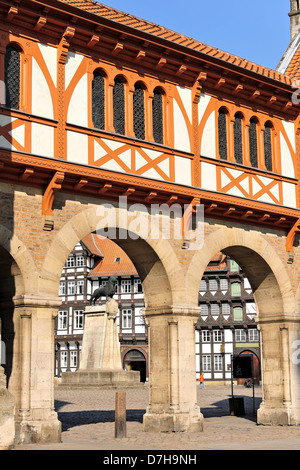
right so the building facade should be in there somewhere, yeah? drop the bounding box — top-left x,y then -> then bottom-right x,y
55,236 -> 260,384
1,0 -> 300,445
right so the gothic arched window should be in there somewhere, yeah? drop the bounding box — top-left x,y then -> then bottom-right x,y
218,108 -> 228,160
113,77 -> 125,135
264,122 -> 273,172
92,71 -> 105,130
249,118 -> 258,168
133,83 -> 145,140
233,113 -> 243,164
5,45 -> 20,110
152,88 -> 164,144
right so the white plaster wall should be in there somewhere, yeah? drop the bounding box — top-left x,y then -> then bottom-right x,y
282,120 -> 296,153
198,93 -> 211,125
31,58 -> 54,120
282,181 -> 297,208
31,122 -> 54,158
177,86 -> 192,123
280,132 -> 295,178
65,52 -> 84,89
201,111 -> 216,159
201,161 -> 217,191
173,99 -> 191,152
38,43 -> 57,87
67,130 -> 88,165
67,74 -> 88,127
174,156 -> 191,186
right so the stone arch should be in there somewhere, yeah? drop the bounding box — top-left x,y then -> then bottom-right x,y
186,225 -> 300,425
41,204 -> 184,309
186,226 -> 295,316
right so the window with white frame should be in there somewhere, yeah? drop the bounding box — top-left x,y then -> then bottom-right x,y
74,310 -> 84,329
202,355 -> 211,372
58,311 -> 68,330
249,329 -> 259,342
68,281 -> 75,295
214,330 -> 222,342
214,354 -> 223,371
200,304 -> 209,316
66,257 -> 75,268
235,329 -> 247,342
202,330 -> 211,343
134,279 -> 143,293
59,282 -> 66,296
70,351 -> 78,368
199,280 -> 207,293
222,303 -> 231,315
76,256 -> 85,267
60,351 -> 68,368
220,278 -> 229,291
211,304 -> 220,316
122,309 -> 132,328
76,280 -> 84,295
209,279 -> 218,292
121,280 -> 131,293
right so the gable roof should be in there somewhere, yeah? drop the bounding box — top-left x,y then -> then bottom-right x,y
58,0 -> 294,86
277,32 -> 300,81
82,234 -> 138,277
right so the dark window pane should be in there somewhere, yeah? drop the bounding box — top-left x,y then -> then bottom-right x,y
92,71 -> 105,130
113,78 -> 125,135
5,46 -> 20,109
152,89 -> 163,144
133,84 -> 145,140
218,109 -> 227,160
249,119 -> 258,168
234,114 -> 243,164
264,124 -> 273,172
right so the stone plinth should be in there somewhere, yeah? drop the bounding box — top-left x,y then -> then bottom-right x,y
61,299 -> 141,388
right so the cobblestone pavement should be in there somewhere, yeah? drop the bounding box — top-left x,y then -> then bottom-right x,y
14,384 -> 300,451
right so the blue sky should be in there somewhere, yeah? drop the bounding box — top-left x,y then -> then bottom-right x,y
100,0 -> 290,70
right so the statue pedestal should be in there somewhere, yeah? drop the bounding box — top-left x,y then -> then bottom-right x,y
60,299 -> 141,388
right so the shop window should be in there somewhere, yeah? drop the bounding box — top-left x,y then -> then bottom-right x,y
5,45 -> 20,110
152,88 -> 164,144
92,71 -> 105,130
218,108 -> 228,160
133,83 -> 145,140
113,77 -> 125,135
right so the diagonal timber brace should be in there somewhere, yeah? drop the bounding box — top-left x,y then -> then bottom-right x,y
42,171 -> 65,231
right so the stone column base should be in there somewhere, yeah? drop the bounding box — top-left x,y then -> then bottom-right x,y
143,406 -> 204,433
257,404 -> 300,426
15,416 -> 61,445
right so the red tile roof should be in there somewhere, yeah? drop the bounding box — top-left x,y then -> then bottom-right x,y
58,0 -> 294,86
82,234 -> 138,277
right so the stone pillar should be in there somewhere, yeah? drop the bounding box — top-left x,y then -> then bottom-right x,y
257,315 -> 300,426
13,297 -> 62,445
0,366 -> 15,450
143,306 -> 203,433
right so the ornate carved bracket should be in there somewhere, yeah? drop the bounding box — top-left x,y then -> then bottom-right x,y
42,171 -> 65,231
58,26 -> 75,64
193,72 -> 207,104
181,197 -> 201,249
286,217 -> 300,262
